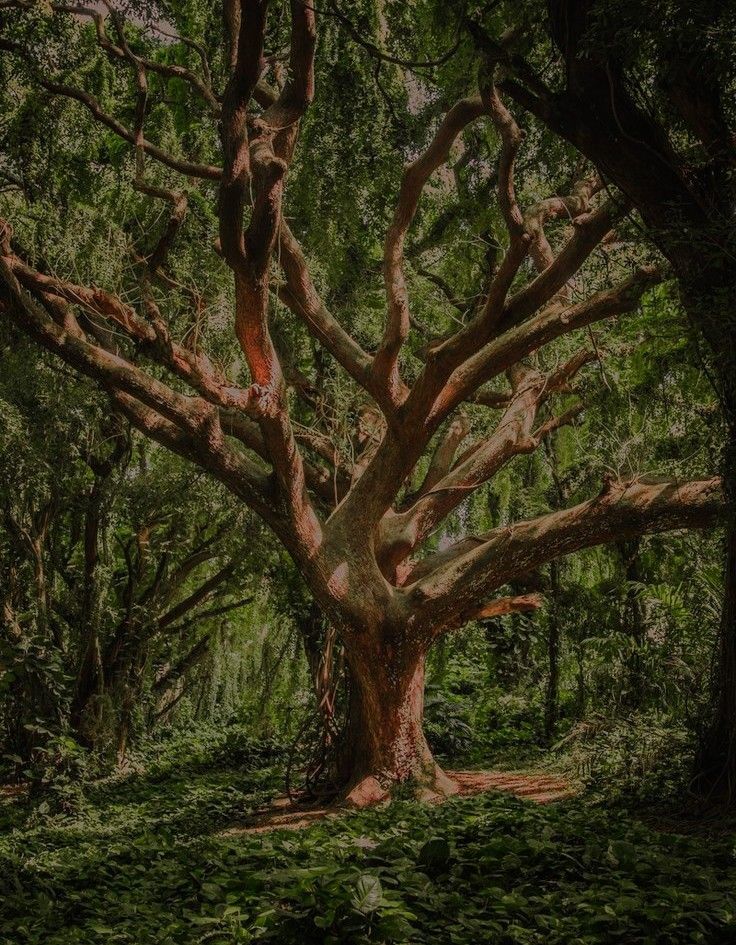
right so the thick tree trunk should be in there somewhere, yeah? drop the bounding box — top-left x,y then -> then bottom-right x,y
337,641 -> 458,805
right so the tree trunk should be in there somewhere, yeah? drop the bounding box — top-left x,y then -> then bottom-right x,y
695,438 -> 736,802
616,538 -> 646,709
574,641 -> 587,716
544,560 -> 561,743
543,436 -> 566,742
337,641 -> 458,805
687,277 -> 736,802
69,664 -> 103,748
116,702 -> 132,767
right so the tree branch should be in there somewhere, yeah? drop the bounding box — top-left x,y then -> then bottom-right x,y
219,0 -> 322,556
459,591 -> 544,626
0,260 -> 283,528
373,97 -> 487,405
50,2 -> 221,113
381,364 -> 582,572
430,264 -> 661,421
409,475 -> 725,629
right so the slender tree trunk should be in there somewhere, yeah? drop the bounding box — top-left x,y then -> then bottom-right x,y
544,560 -> 561,743
69,667 -> 102,747
575,642 -> 587,717
695,437 -> 736,801
70,471 -> 116,747
687,270 -> 736,801
116,702 -> 132,767
336,638 -> 458,805
543,435 -> 568,743
616,538 -> 646,709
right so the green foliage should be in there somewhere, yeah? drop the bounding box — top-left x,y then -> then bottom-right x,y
423,682 -> 474,758
557,713 -> 696,806
1,727 -> 735,944
128,722 -> 283,779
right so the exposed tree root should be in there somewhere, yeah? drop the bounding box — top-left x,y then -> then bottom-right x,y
224,769 -> 573,835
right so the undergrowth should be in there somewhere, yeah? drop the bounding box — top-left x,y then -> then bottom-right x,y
1,725 -> 735,944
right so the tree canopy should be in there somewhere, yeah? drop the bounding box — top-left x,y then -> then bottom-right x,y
0,0 -> 731,801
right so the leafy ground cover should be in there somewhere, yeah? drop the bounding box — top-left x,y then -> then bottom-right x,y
1,728 -> 735,945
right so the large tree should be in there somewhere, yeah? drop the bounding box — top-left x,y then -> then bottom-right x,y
0,1 -> 725,802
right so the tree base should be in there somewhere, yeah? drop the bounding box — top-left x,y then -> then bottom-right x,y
692,737 -> 736,809
342,765 -> 460,808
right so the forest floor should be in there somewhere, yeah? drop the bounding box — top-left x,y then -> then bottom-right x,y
236,770 -> 573,833
1,726 -> 736,945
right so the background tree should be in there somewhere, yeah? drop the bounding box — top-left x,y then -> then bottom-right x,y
465,0 -> 736,800
0,330 -> 264,764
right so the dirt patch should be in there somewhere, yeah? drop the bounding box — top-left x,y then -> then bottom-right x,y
448,770 -> 572,804
224,769 -> 573,836
225,794 -> 345,834
0,783 -> 28,804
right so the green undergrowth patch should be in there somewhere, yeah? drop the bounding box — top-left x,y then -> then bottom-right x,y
2,736 -> 736,945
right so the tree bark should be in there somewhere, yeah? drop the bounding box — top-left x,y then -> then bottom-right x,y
337,639 -> 458,805
544,559 -> 561,743
616,538 -> 647,708
695,439 -> 736,802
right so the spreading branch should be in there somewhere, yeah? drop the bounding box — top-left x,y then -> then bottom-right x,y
0,2 -> 724,647
409,476 -> 724,630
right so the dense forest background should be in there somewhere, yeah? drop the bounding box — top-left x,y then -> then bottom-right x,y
1,1 -> 735,942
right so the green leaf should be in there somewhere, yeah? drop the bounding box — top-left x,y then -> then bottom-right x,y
351,874 -> 383,914
418,836 -> 451,872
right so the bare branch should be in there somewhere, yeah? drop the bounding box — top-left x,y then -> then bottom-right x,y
0,259 -> 279,523
373,97 -> 487,404
503,199 -> 625,328
478,59 -> 524,242
2,247 -> 263,420
430,264 -> 661,422
219,0 -> 322,553
414,414 -> 471,499
460,591 -> 544,626
134,181 -> 189,275
409,476 -> 725,629
277,222 -> 374,387
157,563 -> 235,630
381,365 -> 576,570
525,175 -> 603,273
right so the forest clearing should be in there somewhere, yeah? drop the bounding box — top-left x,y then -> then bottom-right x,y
1,0 -> 736,942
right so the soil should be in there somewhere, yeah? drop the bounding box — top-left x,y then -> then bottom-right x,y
225,769 -> 573,835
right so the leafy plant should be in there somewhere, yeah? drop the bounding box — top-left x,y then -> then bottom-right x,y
2,728 -> 735,944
